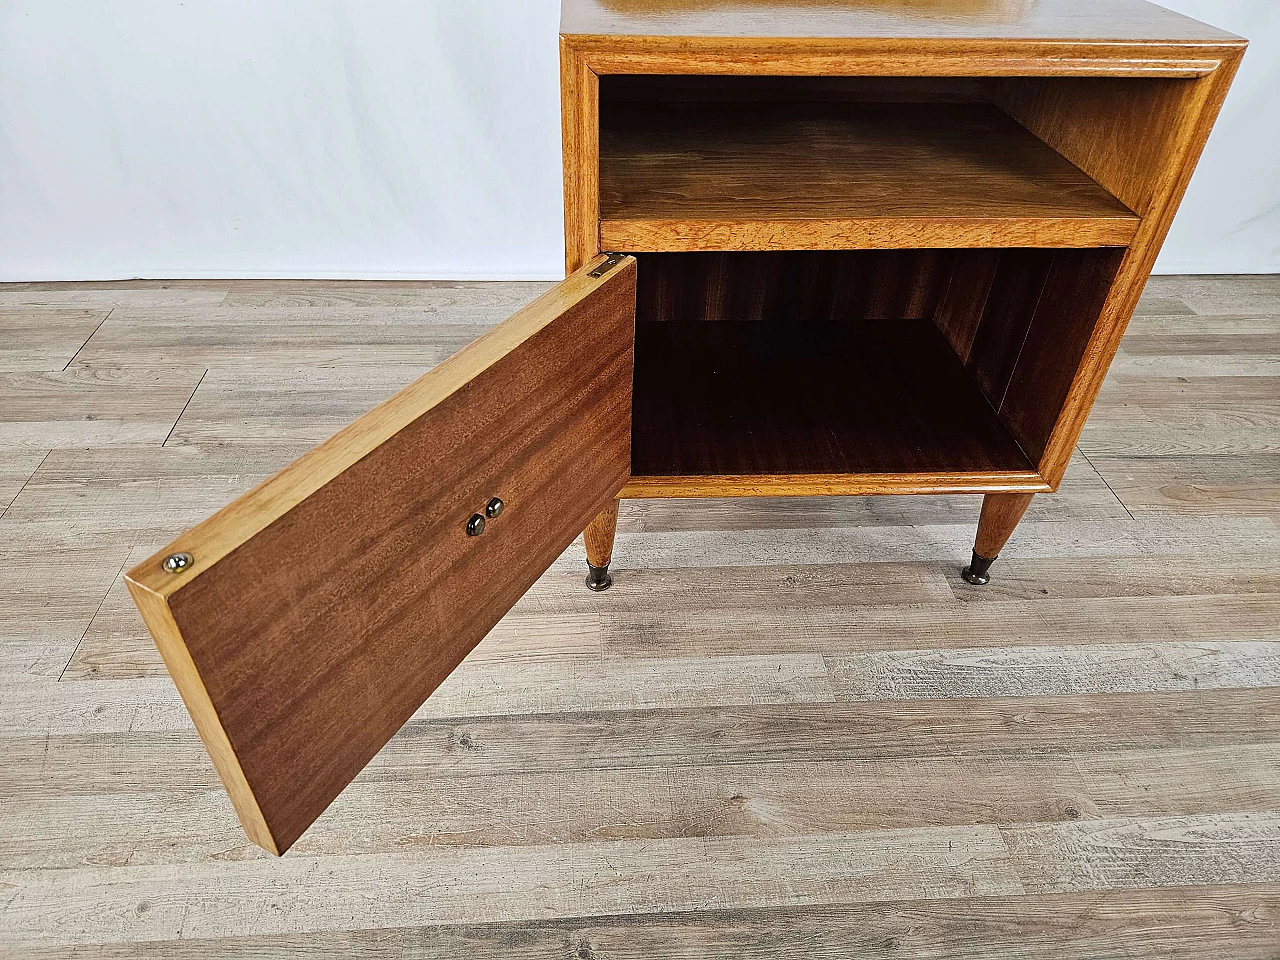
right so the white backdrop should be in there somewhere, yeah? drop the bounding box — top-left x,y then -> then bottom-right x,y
0,0 -> 1275,281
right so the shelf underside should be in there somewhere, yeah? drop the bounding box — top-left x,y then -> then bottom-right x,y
600,102 -> 1139,252
629,318 -> 1043,496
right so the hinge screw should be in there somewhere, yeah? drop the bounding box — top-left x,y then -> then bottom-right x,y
162,552 -> 194,573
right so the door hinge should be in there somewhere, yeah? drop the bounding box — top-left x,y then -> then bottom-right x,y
588,254 -> 624,278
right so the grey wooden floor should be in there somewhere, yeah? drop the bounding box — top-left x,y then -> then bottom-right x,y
1,275 -> 1278,957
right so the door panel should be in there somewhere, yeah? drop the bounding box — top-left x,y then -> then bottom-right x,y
125,255 -> 637,855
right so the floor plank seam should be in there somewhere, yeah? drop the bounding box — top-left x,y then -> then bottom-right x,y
1077,445 -> 1137,521
56,545 -> 137,682
0,449 -> 50,521
58,307 -> 112,371
161,367 -> 208,447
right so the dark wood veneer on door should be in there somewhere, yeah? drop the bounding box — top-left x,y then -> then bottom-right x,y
127,258 -> 637,854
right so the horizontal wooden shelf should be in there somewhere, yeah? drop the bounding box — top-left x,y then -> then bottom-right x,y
629,318 -> 1047,497
600,102 -> 1140,252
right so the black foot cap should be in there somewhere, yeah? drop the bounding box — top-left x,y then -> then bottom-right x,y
961,551 -> 996,586
585,563 -> 613,592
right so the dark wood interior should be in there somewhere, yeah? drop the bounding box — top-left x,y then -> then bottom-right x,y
631,316 -> 1035,478
634,250 -> 952,324
629,249 -> 1125,478
931,247 -> 1127,460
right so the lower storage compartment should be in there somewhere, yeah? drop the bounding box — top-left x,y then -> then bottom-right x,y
632,318 -> 1033,476
627,249 -> 1125,489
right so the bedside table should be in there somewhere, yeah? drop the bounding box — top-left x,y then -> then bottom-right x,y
127,0 -> 1245,854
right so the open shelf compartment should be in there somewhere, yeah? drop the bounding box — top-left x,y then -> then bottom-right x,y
599,77 -> 1140,253
623,249 -> 1124,497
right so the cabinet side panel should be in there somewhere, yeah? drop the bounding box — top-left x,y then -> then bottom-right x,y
1000,76 -> 1199,217
997,53 -> 1244,482
998,248 -> 1126,463
967,248 -> 1056,406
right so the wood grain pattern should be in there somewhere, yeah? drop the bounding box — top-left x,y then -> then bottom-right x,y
0,308 -> 108,372
634,250 -> 949,323
965,248 -> 1054,403
560,38 -> 600,273
0,0 -> 1262,948
0,367 -> 205,449
600,101 -> 1138,252
6,747 -> 1278,870
997,248 -> 1127,463
5,887 -> 1277,959
931,249 -> 999,363
562,3 -> 1247,521
572,43 -> 1232,81
561,0 -> 1244,84
1088,455 -> 1280,518
613,453 -> 1125,527
974,491 -> 1036,559
604,216 -> 1136,253
583,499 -> 620,568
563,0 -> 1241,43
124,257 -> 637,854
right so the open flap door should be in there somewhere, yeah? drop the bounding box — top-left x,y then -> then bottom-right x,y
125,255 -> 637,854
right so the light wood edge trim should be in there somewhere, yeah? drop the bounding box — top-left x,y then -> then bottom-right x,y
600,217 -> 1138,252
126,254 -> 636,598
1035,48 -> 1246,484
561,40 -> 600,273
124,577 -> 280,856
563,37 -> 1244,78
621,472 -> 1050,499
583,54 -> 1222,79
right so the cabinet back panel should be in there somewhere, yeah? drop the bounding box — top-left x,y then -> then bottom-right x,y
997,247 -> 1126,460
931,247 -> 1125,459
601,75 -> 998,104
634,250 -> 953,322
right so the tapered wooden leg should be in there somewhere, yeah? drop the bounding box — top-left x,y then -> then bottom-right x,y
583,499 -> 620,592
962,492 -> 1035,585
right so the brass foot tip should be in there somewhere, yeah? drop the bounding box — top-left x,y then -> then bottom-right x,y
961,551 -> 995,586
585,563 -> 613,592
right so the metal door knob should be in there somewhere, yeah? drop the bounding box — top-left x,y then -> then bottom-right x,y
162,552 -> 194,573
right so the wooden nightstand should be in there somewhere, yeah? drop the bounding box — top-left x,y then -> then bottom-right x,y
126,0 -> 1245,854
